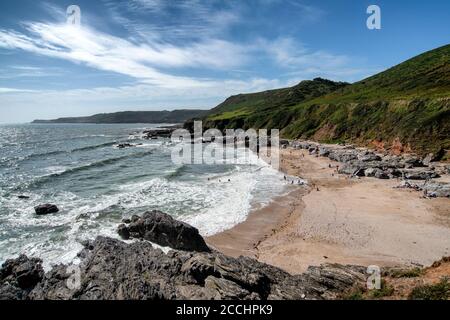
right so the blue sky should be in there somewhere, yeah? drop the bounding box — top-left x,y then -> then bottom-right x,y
0,0 -> 449,123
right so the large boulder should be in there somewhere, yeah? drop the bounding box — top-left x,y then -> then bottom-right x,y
328,150 -> 359,163
401,169 -> 440,180
318,146 -> 331,157
401,155 -> 424,168
422,181 -> 450,198
34,204 -> 59,215
357,151 -> 381,162
365,168 -> 390,179
117,210 -> 210,252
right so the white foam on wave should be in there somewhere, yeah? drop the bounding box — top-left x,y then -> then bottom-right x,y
0,144 -> 290,268
44,166 -> 68,175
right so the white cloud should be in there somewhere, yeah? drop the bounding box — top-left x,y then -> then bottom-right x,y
0,22 -> 249,88
262,37 -> 348,70
0,65 -> 63,79
104,0 -> 239,42
0,87 -> 38,93
0,2 -> 378,123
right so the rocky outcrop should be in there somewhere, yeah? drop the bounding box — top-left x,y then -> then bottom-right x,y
34,204 -> 59,215
292,141 -> 449,197
396,181 -> 450,198
402,169 -> 440,180
423,181 -> 450,198
0,255 -> 44,300
142,128 -> 176,139
0,213 -> 370,300
0,237 -> 366,300
117,210 -> 210,252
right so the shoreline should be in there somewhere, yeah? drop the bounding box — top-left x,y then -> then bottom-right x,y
206,146 -> 450,274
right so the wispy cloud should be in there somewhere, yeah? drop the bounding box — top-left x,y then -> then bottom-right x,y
0,22 -> 250,87
104,0 -> 238,42
0,65 -> 64,79
0,87 -> 38,93
0,1 -> 378,122
262,37 -> 348,70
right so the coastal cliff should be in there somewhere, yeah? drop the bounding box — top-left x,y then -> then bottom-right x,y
200,45 -> 450,158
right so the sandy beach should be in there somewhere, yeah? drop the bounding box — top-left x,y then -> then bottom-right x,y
207,147 -> 450,274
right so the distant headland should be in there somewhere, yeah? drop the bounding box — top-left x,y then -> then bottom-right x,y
32,109 -> 208,124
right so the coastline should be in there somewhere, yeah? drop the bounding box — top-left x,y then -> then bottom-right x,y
206,147 -> 450,274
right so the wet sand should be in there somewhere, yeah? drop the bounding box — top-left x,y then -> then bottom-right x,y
207,148 -> 450,274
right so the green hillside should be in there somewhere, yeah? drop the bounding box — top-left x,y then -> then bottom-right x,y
33,109 -> 208,124
202,45 -> 450,156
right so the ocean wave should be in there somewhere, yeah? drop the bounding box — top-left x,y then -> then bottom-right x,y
25,150 -> 153,188
166,164 -> 188,179
16,141 -> 123,164
23,150 -> 68,161
23,134 -> 118,146
0,134 -> 289,268
70,141 -> 117,153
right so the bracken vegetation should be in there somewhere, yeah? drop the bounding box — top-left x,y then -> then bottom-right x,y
408,278 -> 450,300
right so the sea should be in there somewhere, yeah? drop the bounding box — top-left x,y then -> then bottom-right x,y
0,123 -> 289,268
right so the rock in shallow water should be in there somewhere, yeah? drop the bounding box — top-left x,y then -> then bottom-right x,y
34,204 -> 59,215
118,210 -> 210,252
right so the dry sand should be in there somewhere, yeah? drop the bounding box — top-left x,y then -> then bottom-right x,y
207,148 -> 450,274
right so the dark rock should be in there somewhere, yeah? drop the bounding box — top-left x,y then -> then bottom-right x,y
18,195 -> 30,200
401,169 -> 440,180
365,167 -> 391,179
353,168 -> 366,177
116,143 -> 134,149
34,204 -> 59,215
27,236 -> 367,300
422,154 -> 433,166
358,151 -> 381,162
117,224 -> 130,240
328,150 -> 358,163
121,218 -> 131,224
363,167 -> 391,179
0,255 -> 44,300
318,146 -> 331,157
337,163 -> 358,175
375,171 -> 390,179
401,155 -> 424,168
0,282 -> 24,300
308,146 -> 318,155
118,210 -> 210,252
394,180 -> 449,198
0,210 -> 374,301
422,181 -> 450,198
